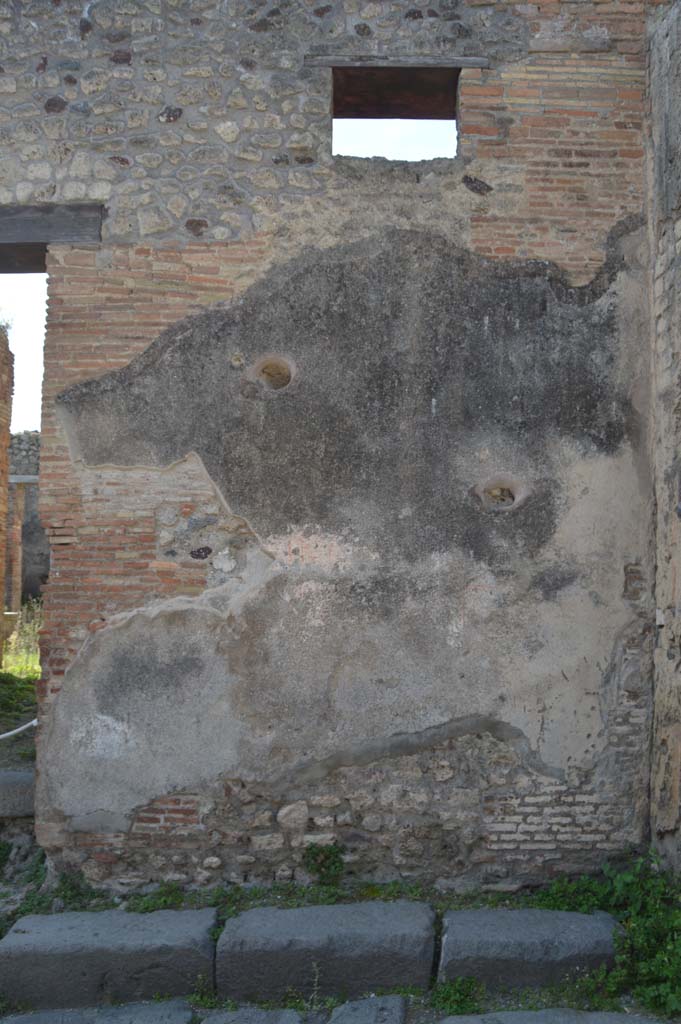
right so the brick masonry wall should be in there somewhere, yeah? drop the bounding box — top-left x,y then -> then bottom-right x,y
0,0 -> 657,886
40,238 -> 273,692
460,55 -> 645,279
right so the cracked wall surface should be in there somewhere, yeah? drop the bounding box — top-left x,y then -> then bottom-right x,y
0,0 -> 665,886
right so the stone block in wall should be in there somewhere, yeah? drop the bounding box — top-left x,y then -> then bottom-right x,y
438,910 -> 618,989
9,433 -> 40,479
216,901 -> 435,1001
0,908 -> 216,1009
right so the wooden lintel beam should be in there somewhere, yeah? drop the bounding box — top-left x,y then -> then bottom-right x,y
0,204 -> 103,245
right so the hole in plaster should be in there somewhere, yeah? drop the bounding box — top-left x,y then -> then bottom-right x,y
255,355 -> 293,391
472,476 -> 529,512
484,484 -> 516,509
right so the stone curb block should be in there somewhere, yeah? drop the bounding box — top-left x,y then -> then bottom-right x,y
438,909 -> 618,989
216,900 -> 436,1001
0,770 -> 34,818
2,1000 -> 193,1023
440,1013 -> 659,1024
329,995 -> 406,1024
0,909 -> 216,1009
202,1010 -> 303,1024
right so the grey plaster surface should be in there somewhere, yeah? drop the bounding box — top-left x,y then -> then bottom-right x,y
1,1000 -> 193,1023
0,771 -> 34,818
216,900 -> 435,1001
438,910 -> 618,989
0,908 -> 216,1009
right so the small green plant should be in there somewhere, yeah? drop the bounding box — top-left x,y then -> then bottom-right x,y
52,871 -> 115,912
3,599 -> 42,680
12,869 -> 113,925
525,851 -> 681,1017
126,881 -> 185,913
0,992 -> 17,1016
302,842 -> 345,886
0,671 -> 37,744
189,973 -> 230,1010
22,849 -> 46,887
430,978 -> 485,1015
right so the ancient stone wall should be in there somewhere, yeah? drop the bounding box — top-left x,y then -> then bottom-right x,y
648,0 -> 681,869
4,483 -> 24,614
0,1 -> 660,888
10,432 -> 39,478
8,433 -> 50,602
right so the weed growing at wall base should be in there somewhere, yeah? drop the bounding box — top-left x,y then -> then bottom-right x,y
528,852 -> 681,1017
430,978 -> 485,1015
3,599 -> 41,680
302,842 -> 346,886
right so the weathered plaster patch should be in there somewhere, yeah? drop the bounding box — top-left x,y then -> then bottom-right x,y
41,226 -> 653,883
264,528 -> 379,571
56,228 -> 636,567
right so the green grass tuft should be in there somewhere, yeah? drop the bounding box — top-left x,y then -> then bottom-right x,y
126,881 -> 185,914
430,978 -> 485,1015
3,599 -> 42,681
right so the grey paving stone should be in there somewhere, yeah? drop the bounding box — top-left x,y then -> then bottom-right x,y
0,770 -> 34,817
202,1009 -> 303,1024
2,999 -> 193,1023
439,1013 -> 659,1024
438,910 -> 618,990
0,908 -> 216,1009
329,995 -> 406,1024
216,900 -> 435,1002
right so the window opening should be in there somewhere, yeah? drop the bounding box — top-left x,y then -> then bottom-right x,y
332,66 -> 459,161
0,273 -> 46,433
